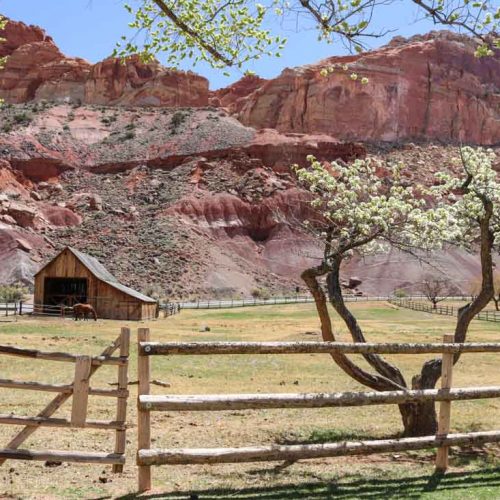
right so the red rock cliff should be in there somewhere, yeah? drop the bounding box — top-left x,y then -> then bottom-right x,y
231,32 -> 500,145
0,18 -> 209,107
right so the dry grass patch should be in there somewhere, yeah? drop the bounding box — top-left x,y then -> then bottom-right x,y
0,301 -> 498,498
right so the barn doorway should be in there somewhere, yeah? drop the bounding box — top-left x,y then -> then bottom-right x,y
44,278 -> 88,307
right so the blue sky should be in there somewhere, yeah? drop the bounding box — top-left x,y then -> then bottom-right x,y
1,0 -> 438,89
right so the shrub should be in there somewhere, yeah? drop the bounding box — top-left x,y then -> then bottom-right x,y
393,288 -> 407,298
170,111 -> 187,133
123,131 -> 136,140
0,284 -> 28,302
13,112 -> 33,125
250,287 -> 271,300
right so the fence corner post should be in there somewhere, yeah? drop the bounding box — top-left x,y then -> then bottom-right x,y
113,327 -> 130,473
137,327 -> 151,491
435,333 -> 455,473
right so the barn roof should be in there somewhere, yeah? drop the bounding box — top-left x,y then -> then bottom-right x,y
36,247 -> 156,303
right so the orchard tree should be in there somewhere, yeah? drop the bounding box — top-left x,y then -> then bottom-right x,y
294,146 -> 499,436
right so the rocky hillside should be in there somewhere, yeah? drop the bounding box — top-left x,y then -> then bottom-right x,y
0,18 -> 498,299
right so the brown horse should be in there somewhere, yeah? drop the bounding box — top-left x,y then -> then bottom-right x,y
73,303 -> 97,321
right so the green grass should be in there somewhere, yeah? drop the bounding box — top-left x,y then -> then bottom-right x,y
118,467 -> 500,499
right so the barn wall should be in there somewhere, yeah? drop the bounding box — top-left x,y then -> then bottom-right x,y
34,248 -> 97,305
34,249 -> 153,320
142,302 -> 158,320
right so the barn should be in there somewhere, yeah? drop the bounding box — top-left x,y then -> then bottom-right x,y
34,247 -> 158,320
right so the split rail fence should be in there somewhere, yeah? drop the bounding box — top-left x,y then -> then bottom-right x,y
0,328 -> 130,470
178,295 -> 475,310
391,298 -> 500,323
136,329 -> 500,492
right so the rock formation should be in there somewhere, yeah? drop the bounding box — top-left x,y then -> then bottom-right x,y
0,18 -> 209,107
229,32 -> 500,145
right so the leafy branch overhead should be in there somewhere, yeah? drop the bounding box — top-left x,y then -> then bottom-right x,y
116,0 -> 500,70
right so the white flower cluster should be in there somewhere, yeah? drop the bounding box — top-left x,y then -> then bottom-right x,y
431,147 -> 500,252
293,147 -> 498,261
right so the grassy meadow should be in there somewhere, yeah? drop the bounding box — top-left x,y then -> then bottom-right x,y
0,301 -> 499,499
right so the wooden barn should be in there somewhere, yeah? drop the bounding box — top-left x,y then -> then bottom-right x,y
34,247 -> 158,320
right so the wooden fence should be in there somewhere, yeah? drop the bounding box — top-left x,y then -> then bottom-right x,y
0,328 -> 130,471
391,298 -> 500,323
136,330 -> 500,492
178,295 -> 474,310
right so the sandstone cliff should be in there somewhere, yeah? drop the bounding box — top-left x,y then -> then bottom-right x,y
0,19 -> 209,107
228,32 -> 500,145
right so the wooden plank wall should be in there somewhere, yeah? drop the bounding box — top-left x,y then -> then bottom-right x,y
34,249 -> 153,320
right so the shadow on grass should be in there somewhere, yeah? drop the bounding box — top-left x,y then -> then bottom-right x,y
119,467 -> 500,499
274,428 -> 400,445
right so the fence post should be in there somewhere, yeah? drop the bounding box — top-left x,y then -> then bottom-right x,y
113,327 -> 130,473
138,328 -> 151,491
436,333 -> 455,472
71,356 -> 91,427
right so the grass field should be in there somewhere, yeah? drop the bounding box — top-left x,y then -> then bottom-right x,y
0,301 -> 499,499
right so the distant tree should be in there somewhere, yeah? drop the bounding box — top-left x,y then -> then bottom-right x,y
393,288 -> 407,298
419,275 -> 456,309
117,1 -> 499,72
295,146 -> 498,437
0,284 -> 28,303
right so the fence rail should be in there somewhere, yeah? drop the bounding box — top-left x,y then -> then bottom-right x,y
136,330 -> 500,492
177,295 -> 475,310
391,299 -> 500,323
0,328 -> 130,472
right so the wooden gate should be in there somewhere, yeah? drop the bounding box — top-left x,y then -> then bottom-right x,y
136,329 -> 500,491
0,328 -> 130,471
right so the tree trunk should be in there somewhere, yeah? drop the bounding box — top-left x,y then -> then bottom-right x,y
432,300 -> 437,310
399,401 -> 437,436
399,374 -> 438,436
494,297 -> 499,312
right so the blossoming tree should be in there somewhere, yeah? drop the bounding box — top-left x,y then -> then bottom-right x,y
294,146 -> 499,436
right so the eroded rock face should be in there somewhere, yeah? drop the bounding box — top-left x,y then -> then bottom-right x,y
0,19 -> 52,57
0,19 -> 209,107
232,32 -> 500,145
84,56 -> 209,107
0,223 -> 50,285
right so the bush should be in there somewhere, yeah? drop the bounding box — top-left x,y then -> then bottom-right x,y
393,288 -> 407,298
170,111 -> 188,133
0,284 -> 28,302
250,287 -> 271,300
13,112 -> 33,125
122,131 -> 136,140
